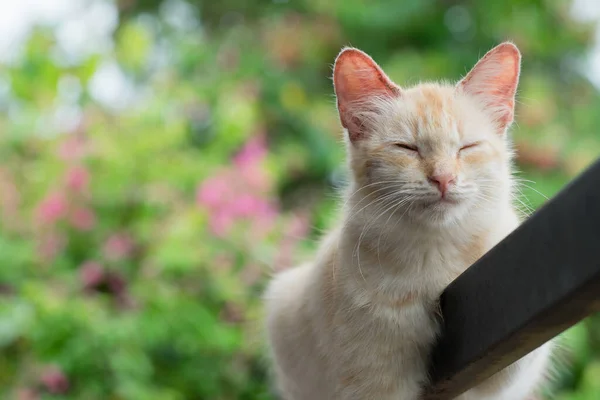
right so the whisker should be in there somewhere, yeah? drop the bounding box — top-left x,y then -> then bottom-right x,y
376,195 -> 417,266
339,180 -> 409,209
346,190 -> 403,224
355,194 -> 416,280
518,183 -> 549,201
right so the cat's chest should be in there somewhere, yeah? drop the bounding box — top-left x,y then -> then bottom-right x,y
338,230 -> 489,326
375,242 -> 473,289
341,244 -> 473,322
408,245 -> 471,281
339,276 -> 441,344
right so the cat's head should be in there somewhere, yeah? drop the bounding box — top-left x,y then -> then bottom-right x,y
333,43 -> 520,226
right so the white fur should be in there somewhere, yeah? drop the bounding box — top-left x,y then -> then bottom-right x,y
264,45 -> 552,400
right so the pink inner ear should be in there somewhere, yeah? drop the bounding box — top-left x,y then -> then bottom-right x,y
459,43 -> 521,133
333,48 -> 399,141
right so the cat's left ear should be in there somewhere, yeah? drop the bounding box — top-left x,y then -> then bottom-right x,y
333,48 -> 401,142
458,42 -> 521,135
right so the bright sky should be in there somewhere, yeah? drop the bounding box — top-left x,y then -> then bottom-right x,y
0,0 -> 82,63
0,0 -> 128,111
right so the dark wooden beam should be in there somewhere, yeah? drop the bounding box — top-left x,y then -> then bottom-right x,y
426,159 -> 600,399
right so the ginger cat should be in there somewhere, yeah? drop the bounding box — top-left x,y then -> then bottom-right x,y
264,42 -> 552,400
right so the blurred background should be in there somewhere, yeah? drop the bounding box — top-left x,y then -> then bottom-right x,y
1,0 -> 600,399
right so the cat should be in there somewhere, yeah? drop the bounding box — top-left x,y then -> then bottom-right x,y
264,42 -> 553,400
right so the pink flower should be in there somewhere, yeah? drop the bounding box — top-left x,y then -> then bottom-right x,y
210,209 -> 235,237
257,201 -> 278,221
197,135 -> 280,238
58,135 -> 86,161
250,202 -> 278,238
196,176 -> 231,209
240,164 -> 270,192
16,388 -> 39,400
233,134 -> 267,169
230,194 -> 261,217
37,234 -> 65,260
36,193 -> 67,225
79,261 -> 104,290
40,366 -> 69,394
65,165 -> 90,193
68,207 -> 96,231
103,233 -> 134,261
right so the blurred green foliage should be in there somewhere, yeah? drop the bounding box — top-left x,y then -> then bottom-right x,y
0,0 -> 599,399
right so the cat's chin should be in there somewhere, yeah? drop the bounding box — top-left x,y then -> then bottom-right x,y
412,197 -> 469,226
422,196 -> 461,209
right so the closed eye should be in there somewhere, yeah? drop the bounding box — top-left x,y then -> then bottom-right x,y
459,142 -> 480,152
394,143 -> 419,152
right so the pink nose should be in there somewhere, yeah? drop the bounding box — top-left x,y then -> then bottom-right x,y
428,173 -> 456,197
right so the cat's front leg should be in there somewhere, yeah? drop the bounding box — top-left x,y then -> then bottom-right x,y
334,363 -> 423,400
331,305 -> 436,400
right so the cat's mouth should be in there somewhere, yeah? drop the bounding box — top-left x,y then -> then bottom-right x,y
422,195 -> 460,208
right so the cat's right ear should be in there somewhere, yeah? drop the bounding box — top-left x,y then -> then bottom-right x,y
333,48 -> 400,142
457,42 -> 521,135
